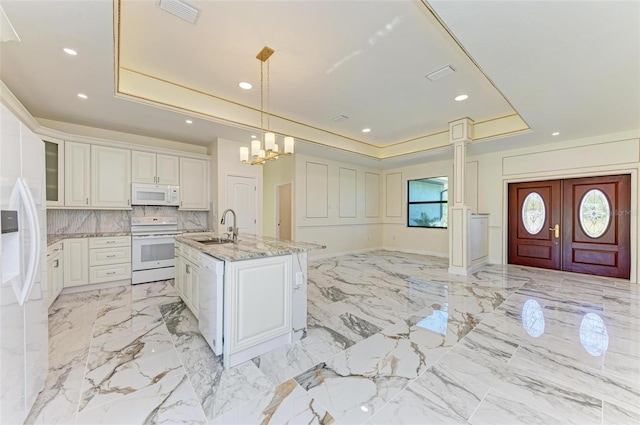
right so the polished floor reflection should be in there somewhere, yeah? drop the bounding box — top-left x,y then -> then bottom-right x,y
26,251 -> 640,424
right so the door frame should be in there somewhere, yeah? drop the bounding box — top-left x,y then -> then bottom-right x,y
501,168 -> 638,282
275,181 -> 294,240
225,173 -> 259,235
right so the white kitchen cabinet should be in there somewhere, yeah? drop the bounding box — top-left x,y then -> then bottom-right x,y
131,151 -> 179,185
179,157 -> 209,210
44,138 -> 64,207
174,241 -> 199,317
223,255 -> 292,367
91,146 -> 131,208
63,238 -> 89,287
64,141 -> 91,207
89,236 -> 131,284
47,242 -> 64,307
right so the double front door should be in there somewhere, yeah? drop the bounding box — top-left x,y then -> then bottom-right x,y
508,174 -> 630,279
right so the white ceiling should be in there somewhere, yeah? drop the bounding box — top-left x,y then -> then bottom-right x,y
0,0 -> 638,168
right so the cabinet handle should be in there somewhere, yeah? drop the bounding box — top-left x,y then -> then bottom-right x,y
53,260 -> 59,268
128,199 -> 130,206
106,241 -> 116,244
86,197 -> 89,205
186,264 -> 190,274
107,271 -> 116,275
106,254 -> 116,258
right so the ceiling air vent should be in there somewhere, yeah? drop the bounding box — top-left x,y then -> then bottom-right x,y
425,65 -> 456,82
158,0 -> 200,24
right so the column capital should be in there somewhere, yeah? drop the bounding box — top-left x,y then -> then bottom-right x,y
449,117 -> 474,145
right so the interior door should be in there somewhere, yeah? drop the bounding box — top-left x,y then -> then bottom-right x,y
276,183 -> 292,240
508,180 -> 562,269
562,175 -> 630,278
508,175 -> 631,279
226,175 -> 257,235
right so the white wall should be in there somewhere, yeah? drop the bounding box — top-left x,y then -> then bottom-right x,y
262,156 -> 296,238
469,131 -> 640,282
294,154 -> 383,257
381,158 -> 453,257
209,138 -> 263,234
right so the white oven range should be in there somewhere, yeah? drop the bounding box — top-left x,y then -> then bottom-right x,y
131,217 -> 181,284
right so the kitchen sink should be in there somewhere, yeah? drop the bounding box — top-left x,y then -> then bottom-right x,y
197,238 -> 234,245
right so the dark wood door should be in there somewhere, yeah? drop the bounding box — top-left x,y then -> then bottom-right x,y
508,175 -> 631,279
562,175 -> 630,278
508,180 -> 562,269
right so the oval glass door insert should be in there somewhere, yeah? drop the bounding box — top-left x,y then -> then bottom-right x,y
579,189 -> 611,238
522,192 -> 545,235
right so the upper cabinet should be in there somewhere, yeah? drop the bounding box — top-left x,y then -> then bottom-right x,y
131,151 -> 179,185
44,138 -> 65,207
51,138 -> 208,210
91,146 -> 131,208
179,157 -> 209,210
64,141 -> 91,207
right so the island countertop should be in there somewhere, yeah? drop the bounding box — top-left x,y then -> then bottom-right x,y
175,233 -> 326,262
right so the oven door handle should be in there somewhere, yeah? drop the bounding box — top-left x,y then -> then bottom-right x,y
132,234 -> 180,240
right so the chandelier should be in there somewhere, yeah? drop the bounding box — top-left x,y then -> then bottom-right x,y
240,46 -> 294,165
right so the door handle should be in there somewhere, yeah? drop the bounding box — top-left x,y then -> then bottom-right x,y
549,224 -> 560,238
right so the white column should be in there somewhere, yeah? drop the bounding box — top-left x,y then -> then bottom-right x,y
448,118 -> 473,275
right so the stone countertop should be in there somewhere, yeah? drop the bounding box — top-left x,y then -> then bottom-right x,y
47,232 -> 131,246
175,233 -> 326,262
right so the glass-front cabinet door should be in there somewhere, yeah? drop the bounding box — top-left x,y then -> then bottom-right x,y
43,138 -> 64,207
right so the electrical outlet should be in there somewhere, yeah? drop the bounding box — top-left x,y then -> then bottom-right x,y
295,272 -> 303,286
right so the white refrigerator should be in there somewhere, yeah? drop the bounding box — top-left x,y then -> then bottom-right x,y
0,102 -> 49,424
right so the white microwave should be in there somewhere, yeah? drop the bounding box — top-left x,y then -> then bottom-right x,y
131,183 -> 180,206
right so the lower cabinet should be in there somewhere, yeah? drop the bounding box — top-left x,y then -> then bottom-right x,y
174,241 -> 199,318
223,255 -> 292,367
63,238 -> 89,287
88,236 -> 131,284
47,242 -> 64,307
62,236 -> 131,289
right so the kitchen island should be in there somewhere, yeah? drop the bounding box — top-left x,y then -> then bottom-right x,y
174,233 -> 325,368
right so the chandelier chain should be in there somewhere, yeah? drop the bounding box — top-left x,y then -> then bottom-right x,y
260,60 -> 264,141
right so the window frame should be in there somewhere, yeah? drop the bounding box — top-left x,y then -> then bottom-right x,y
407,177 -> 448,229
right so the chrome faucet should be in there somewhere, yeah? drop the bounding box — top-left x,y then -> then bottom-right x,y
220,209 -> 238,243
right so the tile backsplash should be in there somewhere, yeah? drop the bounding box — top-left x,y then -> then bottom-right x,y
47,207 -> 209,235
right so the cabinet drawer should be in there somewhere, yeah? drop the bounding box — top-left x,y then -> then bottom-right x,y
187,246 -> 200,261
89,263 -> 132,284
89,247 -> 131,267
90,236 -> 130,248
47,242 -> 62,258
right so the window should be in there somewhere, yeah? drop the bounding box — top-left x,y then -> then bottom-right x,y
407,177 -> 448,228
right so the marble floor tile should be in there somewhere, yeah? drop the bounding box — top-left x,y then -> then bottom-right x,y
603,400 -> 640,425
28,251 -> 640,425
211,380 -> 334,425
80,321 -> 183,412
369,364 -> 485,424
252,341 -> 319,386
468,389 -> 570,425
76,375 -> 206,425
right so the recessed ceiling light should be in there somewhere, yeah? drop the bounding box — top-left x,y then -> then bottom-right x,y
185,119 -> 193,124
362,128 -> 371,133
455,94 -> 469,101
63,48 -> 77,56
251,135 -> 257,139
239,82 -> 252,90
77,93 -> 87,99
552,132 -> 560,136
